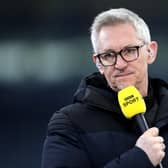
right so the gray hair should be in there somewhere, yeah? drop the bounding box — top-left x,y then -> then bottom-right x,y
90,8 -> 151,53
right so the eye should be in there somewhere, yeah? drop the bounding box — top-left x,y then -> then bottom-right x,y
124,47 -> 137,54
101,52 -> 115,60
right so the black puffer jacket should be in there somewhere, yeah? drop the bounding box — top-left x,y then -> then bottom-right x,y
42,72 -> 168,168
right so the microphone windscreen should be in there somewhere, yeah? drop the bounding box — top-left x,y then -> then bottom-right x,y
118,86 -> 146,119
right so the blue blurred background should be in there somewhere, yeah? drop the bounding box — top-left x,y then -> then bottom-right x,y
0,1 -> 168,168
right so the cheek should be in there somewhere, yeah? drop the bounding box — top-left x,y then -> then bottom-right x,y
103,67 -> 113,77
137,65 -> 148,81
103,68 -> 116,84
136,59 -> 148,76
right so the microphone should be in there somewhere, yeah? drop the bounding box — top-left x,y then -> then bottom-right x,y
118,86 -> 147,132
118,86 -> 164,168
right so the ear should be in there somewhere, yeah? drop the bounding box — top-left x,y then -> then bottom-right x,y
93,54 -> 104,74
147,41 -> 158,64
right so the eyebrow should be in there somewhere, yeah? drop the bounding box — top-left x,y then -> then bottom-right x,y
102,44 -> 139,53
102,49 -> 115,53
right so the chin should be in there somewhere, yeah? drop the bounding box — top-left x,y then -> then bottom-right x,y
110,83 -> 130,91
117,77 -> 135,86
108,76 -> 136,91
117,83 -> 132,90
113,81 -> 135,91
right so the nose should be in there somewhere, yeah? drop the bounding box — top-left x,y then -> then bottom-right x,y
114,55 -> 128,69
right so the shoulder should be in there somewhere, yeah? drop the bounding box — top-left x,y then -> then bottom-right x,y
47,103 -> 87,135
151,78 -> 168,88
48,102 -> 109,133
151,78 -> 168,96
50,103 -> 87,123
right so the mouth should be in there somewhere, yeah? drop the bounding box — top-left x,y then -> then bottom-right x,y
115,72 -> 133,78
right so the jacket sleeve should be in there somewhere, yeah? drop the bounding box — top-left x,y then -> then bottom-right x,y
104,147 -> 154,168
41,111 -> 91,168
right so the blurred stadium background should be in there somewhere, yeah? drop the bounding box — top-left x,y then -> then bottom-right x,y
0,1 -> 168,168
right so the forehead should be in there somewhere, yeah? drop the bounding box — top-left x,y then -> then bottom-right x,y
97,23 -> 140,51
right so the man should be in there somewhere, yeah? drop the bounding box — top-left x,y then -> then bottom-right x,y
41,8 -> 168,167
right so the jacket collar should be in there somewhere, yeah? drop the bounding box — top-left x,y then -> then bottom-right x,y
73,72 -> 121,113
74,72 -> 168,127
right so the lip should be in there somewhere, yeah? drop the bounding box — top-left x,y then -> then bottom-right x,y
115,72 -> 133,78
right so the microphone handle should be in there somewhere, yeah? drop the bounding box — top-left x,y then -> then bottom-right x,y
135,114 -> 164,168
159,163 -> 164,168
135,113 -> 149,132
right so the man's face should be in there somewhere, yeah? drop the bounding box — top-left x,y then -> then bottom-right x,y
93,23 -> 157,96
